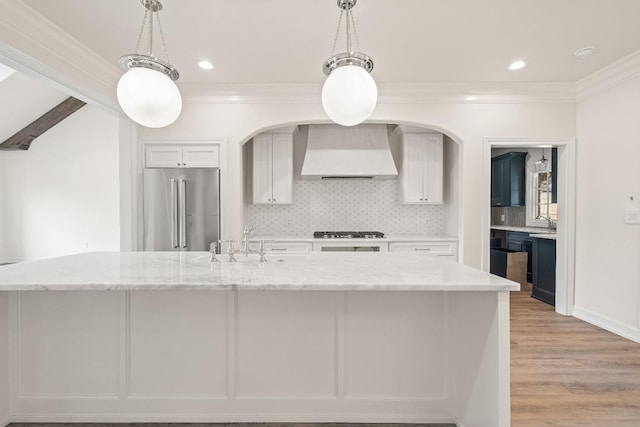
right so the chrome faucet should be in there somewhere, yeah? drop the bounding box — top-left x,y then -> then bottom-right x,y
209,242 -> 218,262
217,228 -> 267,263
220,239 -> 237,262
241,225 -> 255,255
537,215 -> 557,230
258,240 -> 267,263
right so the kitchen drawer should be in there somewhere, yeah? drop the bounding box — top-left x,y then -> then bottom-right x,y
388,241 -> 457,257
249,241 -> 311,254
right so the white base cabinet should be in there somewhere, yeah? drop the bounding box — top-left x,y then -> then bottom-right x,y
396,128 -> 443,204
248,240 -> 312,254
388,241 -> 458,260
4,289 -> 509,426
252,133 -> 293,204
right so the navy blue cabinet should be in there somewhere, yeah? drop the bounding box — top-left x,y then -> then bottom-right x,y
491,152 -> 527,207
532,237 -> 556,306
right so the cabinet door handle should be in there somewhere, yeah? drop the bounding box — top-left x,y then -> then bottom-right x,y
273,198 -> 276,202
513,241 -> 522,245
271,248 -> 288,251
414,248 -> 432,251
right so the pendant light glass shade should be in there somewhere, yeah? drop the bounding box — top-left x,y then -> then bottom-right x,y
322,65 -> 377,127
117,67 -> 182,128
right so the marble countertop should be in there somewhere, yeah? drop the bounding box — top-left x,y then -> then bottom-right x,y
490,225 -> 556,234
529,233 -> 558,240
0,251 -> 517,292
253,235 -> 458,243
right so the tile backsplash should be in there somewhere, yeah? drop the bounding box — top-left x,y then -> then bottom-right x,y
245,179 -> 446,236
491,206 -> 526,227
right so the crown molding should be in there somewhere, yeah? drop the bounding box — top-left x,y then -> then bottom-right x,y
0,0 -> 121,111
576,49 -> 640,101
0,0 -> 579,110
181,82 -> 576,104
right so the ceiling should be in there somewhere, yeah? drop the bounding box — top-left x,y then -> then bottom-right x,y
16,0 -> 640,87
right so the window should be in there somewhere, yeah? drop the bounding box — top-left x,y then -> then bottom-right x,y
533,170 -> 557,222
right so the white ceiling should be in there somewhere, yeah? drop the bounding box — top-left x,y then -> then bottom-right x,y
17,0 -> 640,87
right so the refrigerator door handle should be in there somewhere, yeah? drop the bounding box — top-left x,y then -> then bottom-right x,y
170,179 -> 178,248
179,178 -> 187,248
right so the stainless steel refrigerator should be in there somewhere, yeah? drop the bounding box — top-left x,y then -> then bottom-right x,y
143,168 -> 220,251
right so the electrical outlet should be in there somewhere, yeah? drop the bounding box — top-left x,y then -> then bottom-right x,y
624,209 -> 640,224
500,214 -> 506,222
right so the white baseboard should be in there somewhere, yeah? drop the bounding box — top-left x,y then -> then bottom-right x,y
573,306 -> 640,343
9,414 -> 456,424
0,416 -> 10,427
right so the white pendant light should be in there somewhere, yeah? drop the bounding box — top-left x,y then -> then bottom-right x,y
117,0 -> 182,128
322,0 -> 377,127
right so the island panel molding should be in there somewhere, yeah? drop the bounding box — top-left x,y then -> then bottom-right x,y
127,291 -> 229,398
0,252 -> 516,426
344,292 -> 447,399
17,291 -> 121,398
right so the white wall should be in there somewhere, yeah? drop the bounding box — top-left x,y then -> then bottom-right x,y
574,75 -> 640,341
0,72 -> 69,143
0,158 -> 5,260
141,101 -> 576,268
1,104 -> 121,261
0,292 -> 8,426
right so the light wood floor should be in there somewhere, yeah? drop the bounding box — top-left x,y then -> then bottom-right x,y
511,284 -> 640,426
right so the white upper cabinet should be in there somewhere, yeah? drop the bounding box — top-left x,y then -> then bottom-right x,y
252,133 -> 293,204
398,130 -> 443,204
145,145 -> 220,168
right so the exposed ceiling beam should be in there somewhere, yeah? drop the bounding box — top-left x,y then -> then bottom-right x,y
0,96 -> 86,151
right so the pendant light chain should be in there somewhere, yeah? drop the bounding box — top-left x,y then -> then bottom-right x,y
345,7 -> 351,54
155,11 -> 172,63
329,5 -> 362,57
148,8 -> 154,56
134,8 -> 150,54
350,11 -> 361,53
330,10 -> 345,56
132,6 -> 171,62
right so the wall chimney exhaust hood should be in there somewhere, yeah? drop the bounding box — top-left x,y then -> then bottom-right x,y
301,124 -> 398,180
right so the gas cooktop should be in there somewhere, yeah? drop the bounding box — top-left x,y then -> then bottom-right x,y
313,231 -> 385,239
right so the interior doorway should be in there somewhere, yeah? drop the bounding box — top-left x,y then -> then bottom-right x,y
482,137 -> 576,316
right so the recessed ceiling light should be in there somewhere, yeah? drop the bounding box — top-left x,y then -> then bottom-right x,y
575,46 -> 596,59
508,60 -> 527,71
465,95 -> 478,101
197,60 -> 214,70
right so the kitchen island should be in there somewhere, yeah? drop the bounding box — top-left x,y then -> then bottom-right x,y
0,252 -> 518,427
